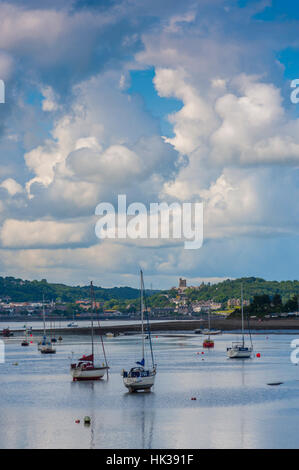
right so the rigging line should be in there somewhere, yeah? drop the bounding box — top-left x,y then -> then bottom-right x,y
90,281 -> 109,377
245,301 -> 253,350
142,274 -> 155,368
140,270 -> 145,361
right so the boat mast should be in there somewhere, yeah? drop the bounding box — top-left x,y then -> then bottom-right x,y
141,271 -> 155,369
42,294 -> 46,337
90,281 -> 109,376
140,270 -> 145,362
241,283 -> 244,346
90,281 -> 94,361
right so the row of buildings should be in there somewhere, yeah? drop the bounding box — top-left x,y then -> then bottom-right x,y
0,278 -> 247,318
170,278 -> 249,313
0,299 -> 123,318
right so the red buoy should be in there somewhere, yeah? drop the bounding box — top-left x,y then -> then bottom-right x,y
256,353 -> 261,358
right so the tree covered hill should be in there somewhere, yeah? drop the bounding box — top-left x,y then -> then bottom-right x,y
0,275 -> 298,305
0,276 -> 150,302
182,277 -> 299,304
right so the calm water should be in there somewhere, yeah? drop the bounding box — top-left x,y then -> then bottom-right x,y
0,319 -> 178,330
1,332 -> 299,449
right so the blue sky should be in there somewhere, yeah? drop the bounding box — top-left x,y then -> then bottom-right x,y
0,0 -> 299,289
128,68 -> 182,137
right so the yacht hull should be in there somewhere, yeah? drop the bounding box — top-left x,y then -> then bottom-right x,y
123,375 -> 155,392
40,347 -> 56,354
227,348 -> 252,358
71,366 -> 108,381
123,367 -> 156,392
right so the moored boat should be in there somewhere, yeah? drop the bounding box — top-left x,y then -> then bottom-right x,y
122,270 -> 156,393
202,310 -> 215,348
227,342 -> 252,358
40,341 -> 56,354
70,281 -> 109,381
227,285 -> 253,359
71,354 -> 108,381
2,328 -> 13,337
39,295 -> 56,355
202,329 -> 222,335
21,328 -> 30,347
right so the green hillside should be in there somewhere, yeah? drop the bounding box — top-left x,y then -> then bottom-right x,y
0,276 -> 153,302
0,275 -> 298,305
182,277 -> 299,304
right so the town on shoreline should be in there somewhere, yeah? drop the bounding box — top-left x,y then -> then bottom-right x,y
0,275 -> 298,323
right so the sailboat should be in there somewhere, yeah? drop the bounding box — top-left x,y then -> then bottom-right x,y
38,296 -> 56,354
122,270 -> 156,393
51,318 -> 57,343
21,327 -> 30,347
203,309 -> 214,348
68,311 -> 78,328
227,285 -> 253,358
70,281 -> 109,381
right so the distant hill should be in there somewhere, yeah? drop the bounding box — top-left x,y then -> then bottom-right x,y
0,275 -> 298,305
182,277 -> 299,303
0,276 -> 156,302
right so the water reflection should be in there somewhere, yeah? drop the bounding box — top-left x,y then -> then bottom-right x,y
122,391 -> 156,449
2,333 -> 299,448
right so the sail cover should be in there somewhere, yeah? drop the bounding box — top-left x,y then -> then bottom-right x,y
79,354 -> 94,362
136,358 -> 145,366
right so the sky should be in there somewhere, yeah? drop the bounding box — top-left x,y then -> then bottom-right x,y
0,0 -> 299,289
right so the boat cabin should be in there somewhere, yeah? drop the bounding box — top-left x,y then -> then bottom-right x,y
123,367 -> 150,378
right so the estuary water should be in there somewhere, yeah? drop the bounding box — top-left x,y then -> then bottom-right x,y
0,319 -> 179,330
0,331 -> 299,449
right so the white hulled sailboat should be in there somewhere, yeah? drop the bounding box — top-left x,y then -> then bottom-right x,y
122,270 -> 156,393
39,295 -> 56,354
21,327 -> 30,347
227,284 -> 253,358
70,281 -> 109,381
